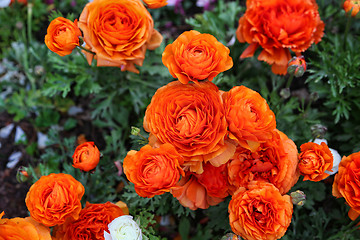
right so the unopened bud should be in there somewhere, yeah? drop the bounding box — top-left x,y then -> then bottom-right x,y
16,21 -> 24,30
290,190 -> 306,206
221,233 -> 241,240
287,56 -> 306,77
311,124 -> 327,139
131,126 -> 141,136
16,167 -> 30,182
280,88 -> 291,99
34,65 -> 45,76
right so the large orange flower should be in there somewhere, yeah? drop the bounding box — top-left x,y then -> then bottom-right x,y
45,17 -> 82,57
144,80 -> 236,174
0,212 -> 51,240
25,173 -> 85,227
332,151 -> 360,220
222,85 -> 276,151
162,30 -> 233,84
227,130 -> 299,195
237,0 -> 324,75
171,173 -> 224,210
298,142 -> 333,181
229,181 -> 293,240
78,0 -> 163,73
52,202 -> 125,240
123,143 -> 184,198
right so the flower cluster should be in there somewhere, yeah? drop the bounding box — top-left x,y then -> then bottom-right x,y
44,0 -> 163,73
124,30 -> 302,240
2,164 -> 142,240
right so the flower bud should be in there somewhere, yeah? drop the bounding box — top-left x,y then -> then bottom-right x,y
290,190 -> 306,206
72,142 -> 100,172
311,124 -> 327,139
16,167 -> 30,182
221,233 -> 241,240
287,56 -> 306,77
131,126 -> 141,136
280,88 -> 291,99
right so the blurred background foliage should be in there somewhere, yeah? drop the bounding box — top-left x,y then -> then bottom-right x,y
0,0 -> 360,239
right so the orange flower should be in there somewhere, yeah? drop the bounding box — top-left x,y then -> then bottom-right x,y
195,162 -> 229,199
171,173 -> 224,210
78,0 -> 163,73
229,181 -> 293,240
25,173 -> 85,227
72,141 -> 101,172
298,142 -> 333,181
333,151 -> 360,220
222,85 -> 276,151
44,17 -> 82,57
237,0 -> 324,75
52,202 -> 125,240
10,0 -> 27,5
344,0 -> 360,17
143,0 -> 167,9
123,143 -> 185,198
144,80 -> 236,174
162,30 -> 233,84
0,212 -> 51,240
227,130 -> 299,195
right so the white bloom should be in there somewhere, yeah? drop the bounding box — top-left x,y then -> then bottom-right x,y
313,138 -> 341,175
0,0 -> 11,8
104,215 -> 142,240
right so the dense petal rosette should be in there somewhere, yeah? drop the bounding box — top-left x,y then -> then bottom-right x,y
144,80 -> 235,174
229,181 -> 293,240
123,143 -> 184,198
72,141 -> 101,172
227,130 -> 299,195
162,30 -> 233,84
78,0 -> 162,72
25,173 -> 85,227
237,0 -> 324,74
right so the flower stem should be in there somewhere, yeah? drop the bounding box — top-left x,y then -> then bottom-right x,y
286,74 -> 294,89
344,15 -> 351,50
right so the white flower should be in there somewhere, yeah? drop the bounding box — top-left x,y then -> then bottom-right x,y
0,0 -> 11,8
104,215 -> 142,240
313,138 -> 341,175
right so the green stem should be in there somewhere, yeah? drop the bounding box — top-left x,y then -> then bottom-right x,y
78,45 -> 96,55
286,74 -> 294,89
344,15 -> 351,50
76,47 -> 89,64
27,3 -> 33,45
327,215 -> 360,240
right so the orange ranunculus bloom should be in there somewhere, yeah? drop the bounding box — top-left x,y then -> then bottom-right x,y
229,181 -> 293,240
298,142 -> 333,181
10,0 -> 27,5
123,143 -> 185,198
25,173 -> 85,227
344,0 -> 360,17
0,212 -> 51,240
237,0 -> 324,75
52,202 -> 125,240
72,141 -> 101,172
227,130 -> 299,195
332,151 -> 360,220
44,17 -> 82,57
222,85 -> 276,152
162,30 -> 233,84
144,80 -> 236,174
171,173 -> 224,210
195,162 -> 230,199
78,0 -> 163,73
143,0 -> 167,9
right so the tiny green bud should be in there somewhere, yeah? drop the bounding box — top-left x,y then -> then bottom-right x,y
290,190 -> 306,206
280,88 -> 291,99
131,126 -> 141,136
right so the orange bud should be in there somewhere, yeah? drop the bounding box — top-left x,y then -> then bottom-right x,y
72,142 -> 100,172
